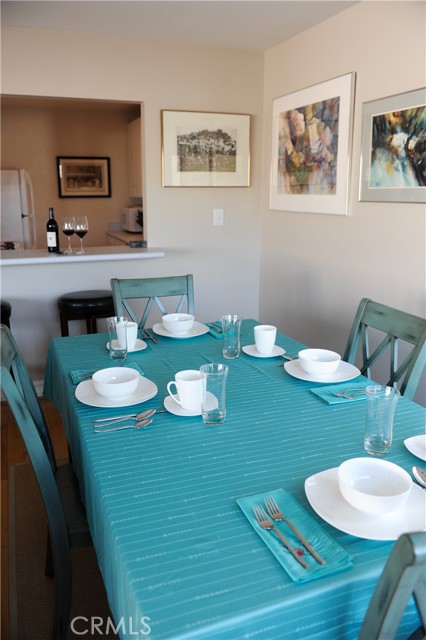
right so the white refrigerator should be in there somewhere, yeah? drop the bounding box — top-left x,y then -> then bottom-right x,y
1,169 -> 37,249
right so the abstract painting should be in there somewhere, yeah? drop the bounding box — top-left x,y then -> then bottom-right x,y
270,73 -> 355,215
359,88 -> 425,203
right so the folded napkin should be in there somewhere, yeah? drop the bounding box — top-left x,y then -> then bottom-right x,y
237,488 -> 352,584
70,362 -> 144,385
207,321 -> 223,339
310,381 -> 369,405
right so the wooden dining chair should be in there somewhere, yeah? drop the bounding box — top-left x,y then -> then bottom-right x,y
0,324 -> 92,640
110,274 -> 195,328
359,532 -> 426,640
343,298 -> 426,400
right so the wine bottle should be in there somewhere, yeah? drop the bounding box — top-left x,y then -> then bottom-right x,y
46,207 -> 60,253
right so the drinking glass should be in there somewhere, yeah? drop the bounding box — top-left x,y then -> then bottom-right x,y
61,216 -> 75,254
75,216 -> 89,254
364,385 -> 400,456
200,363 -> 229,425
221,315 -> 242,359
107,316 -> 128,362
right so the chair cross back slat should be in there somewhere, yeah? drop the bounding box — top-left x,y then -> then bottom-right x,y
343,298 -> 426,400
111,275 -> 195,329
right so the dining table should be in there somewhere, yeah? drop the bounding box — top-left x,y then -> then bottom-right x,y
43,319 -> 426,640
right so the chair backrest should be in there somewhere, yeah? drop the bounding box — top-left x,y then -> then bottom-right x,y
359,532 -> 426,640
110,274 -> 195,328
343,298 -> 426,400
0,324 -> 71,589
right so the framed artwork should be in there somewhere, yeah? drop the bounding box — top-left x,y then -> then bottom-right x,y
57,156 -> 111,197
270,72 -> 355,215
359,88 -> 425,203
161,110 -> 251,187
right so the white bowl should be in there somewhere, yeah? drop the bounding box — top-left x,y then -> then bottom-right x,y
298,348 -> 341,376
162,313 -> 195,334
92,367 -> 139,398
338,457 -> 412,515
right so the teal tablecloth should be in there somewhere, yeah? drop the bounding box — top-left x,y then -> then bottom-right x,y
43,320 -> 425,640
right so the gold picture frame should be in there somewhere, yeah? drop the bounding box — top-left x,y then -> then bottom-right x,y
57,156 -> 111,198
161,110 -> 251,187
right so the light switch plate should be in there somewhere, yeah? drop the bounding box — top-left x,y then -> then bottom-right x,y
213,208 -> 224,226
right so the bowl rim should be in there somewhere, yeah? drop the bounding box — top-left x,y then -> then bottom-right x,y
298,348 -> 341,362
338,457 -> 412,496
92,366 -> 139,383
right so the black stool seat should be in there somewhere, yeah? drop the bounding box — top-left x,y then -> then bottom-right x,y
57,290 -> 115,337
1,300 -> 12,328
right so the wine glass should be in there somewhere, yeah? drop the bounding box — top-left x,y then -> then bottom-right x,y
75,216 -> 89,254
61,216 -> 75,254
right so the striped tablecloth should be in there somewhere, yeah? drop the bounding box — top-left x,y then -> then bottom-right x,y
43,319 -> 426,640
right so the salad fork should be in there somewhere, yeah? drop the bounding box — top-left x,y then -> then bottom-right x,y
334,389 -> 367,399
264,496 -> 326,564
253,505 -> 308,568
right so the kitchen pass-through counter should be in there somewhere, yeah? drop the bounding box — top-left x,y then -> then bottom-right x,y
0,245 -> 164,266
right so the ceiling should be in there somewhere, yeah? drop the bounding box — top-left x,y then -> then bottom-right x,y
1,0 -> 359,52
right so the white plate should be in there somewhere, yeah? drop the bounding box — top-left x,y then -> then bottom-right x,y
75,376 -> 157,408
164,394 -> 201,417
404,435 -> 426,462
284,359 -> 361,384
152,321 -> 209,339
242,344 -> 286,358
305,467 -> 426,540
106,339 -> 147,353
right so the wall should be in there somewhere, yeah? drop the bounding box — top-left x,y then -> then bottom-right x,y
260,1 -> 425,404
1,100 -> 140,247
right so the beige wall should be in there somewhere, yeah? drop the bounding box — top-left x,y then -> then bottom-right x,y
2,101 -> 140,247
261,1 -> 425,403
1,1 -> 425,403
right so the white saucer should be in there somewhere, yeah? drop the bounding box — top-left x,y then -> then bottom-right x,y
152,321 -> 209,339
305,467 -> 426,540
284,359 -> 361,384
75,376 -> 157,408
404,435 -> 426,462
164,394 -> 201,416
106,339 -> 147,353
242,344 -> 286,358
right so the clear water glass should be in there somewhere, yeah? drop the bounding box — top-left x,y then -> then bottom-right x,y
221,314 -> 242,359
200,363 -> 229,426
107,316 -> 128,362
364,385 -> 400,455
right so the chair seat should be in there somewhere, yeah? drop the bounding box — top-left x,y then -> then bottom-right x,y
57,290 -> 115,336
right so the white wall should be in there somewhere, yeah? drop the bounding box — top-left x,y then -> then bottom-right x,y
260,1 -> 425,404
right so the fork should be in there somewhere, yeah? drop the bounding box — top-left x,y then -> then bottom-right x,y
253,505 -> 308,568
334,389 -> 367,399
142,327 -> 158,344
264,496 -> 326,565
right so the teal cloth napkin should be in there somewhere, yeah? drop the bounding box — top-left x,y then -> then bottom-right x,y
237,488 -> 352,584
70,362 -> 144,385
207,321 -> 223,339
310,381 -> 369,405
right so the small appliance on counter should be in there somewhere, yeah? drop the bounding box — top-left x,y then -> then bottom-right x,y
121,206 -> 143,233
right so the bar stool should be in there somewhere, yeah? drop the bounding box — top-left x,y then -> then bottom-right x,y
57,290 -> 115,337
1,300 -> 12,328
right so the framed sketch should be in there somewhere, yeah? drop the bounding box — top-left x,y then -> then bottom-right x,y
57,156 -> 111,197
359,88 -> 425,203
161,110 -> 251,187
270,72 -> 355,215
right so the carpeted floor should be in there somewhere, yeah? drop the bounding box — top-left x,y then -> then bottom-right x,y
9,462 -> 119,639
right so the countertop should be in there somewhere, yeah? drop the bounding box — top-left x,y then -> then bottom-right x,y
0,246 -> 165,266
107,230 -> 144,244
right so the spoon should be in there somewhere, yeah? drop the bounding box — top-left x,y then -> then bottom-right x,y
94,418 -> 153,433
92,408 -> 156,425
412,466 -> 426,488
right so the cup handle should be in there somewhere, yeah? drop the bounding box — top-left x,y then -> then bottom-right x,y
167,381 -> 183,406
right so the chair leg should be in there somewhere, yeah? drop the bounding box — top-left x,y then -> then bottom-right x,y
52,556 -> 73,640
60,315 -> 69,337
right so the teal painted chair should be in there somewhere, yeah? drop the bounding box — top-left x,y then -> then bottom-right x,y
359,532 -> 426,639
111,274 -> 195,328
343,298 -> 426,401
0,325 -> 92,640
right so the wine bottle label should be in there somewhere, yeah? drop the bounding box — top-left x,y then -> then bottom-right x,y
47,232 -> 57,247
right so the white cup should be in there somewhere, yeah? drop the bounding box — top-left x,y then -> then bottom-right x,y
117,321 -> 138,350
167,370 -> 203,411
254,324 -> 277,354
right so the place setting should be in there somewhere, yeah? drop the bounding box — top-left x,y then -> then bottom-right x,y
242,324 -> 286,358
305,392 -> 425,540
152,313 -> 209,339
284,348 -> 361,383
